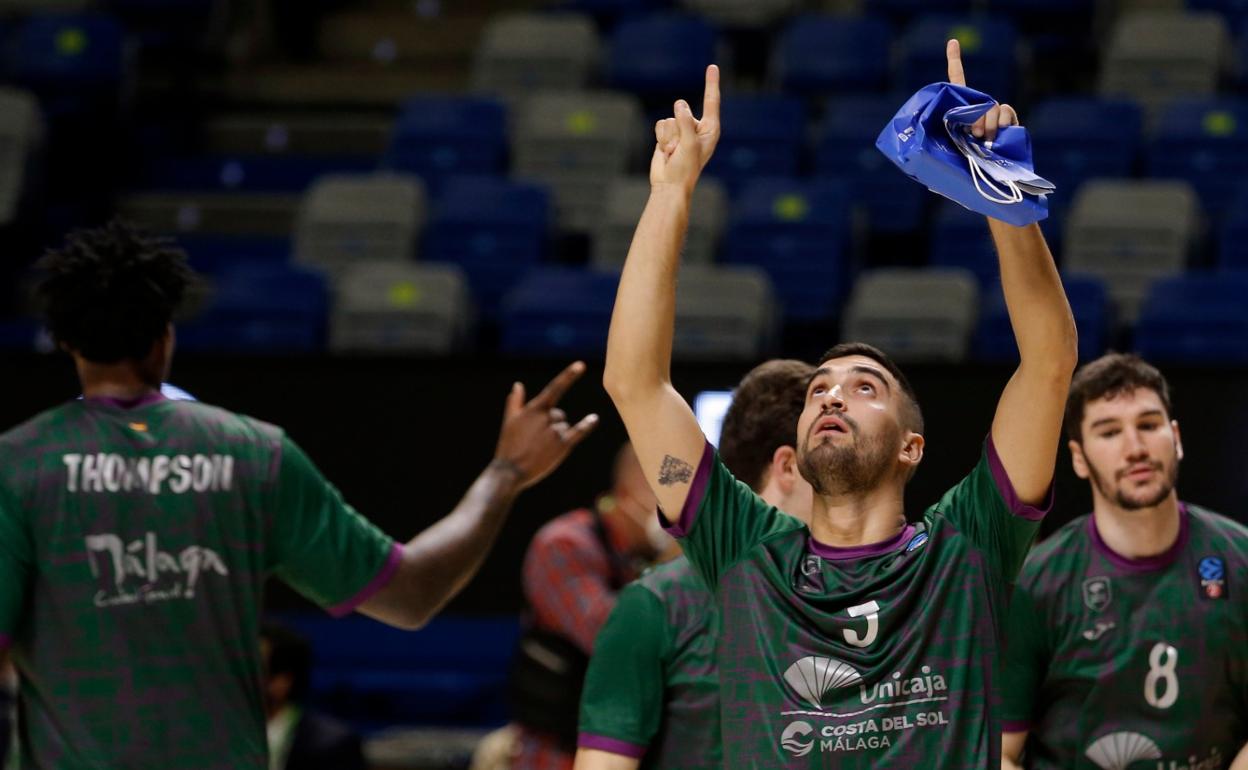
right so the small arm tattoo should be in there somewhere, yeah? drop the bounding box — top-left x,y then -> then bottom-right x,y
658,455 -> 694,486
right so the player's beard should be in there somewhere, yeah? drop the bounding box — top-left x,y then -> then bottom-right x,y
797,415 -> 897,497
1088,456 -> 1180,511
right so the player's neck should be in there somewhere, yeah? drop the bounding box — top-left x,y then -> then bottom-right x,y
1091,492 -> 1182,560
76,359 -> 160,401
809,485 -> 906,548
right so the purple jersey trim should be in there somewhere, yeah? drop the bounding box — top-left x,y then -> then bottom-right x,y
84,391 -> 168,410
1088,504 -> 1189,574
577,733 -> 648,758
660,442 -> 714,538
327,542 -> 404,618
986,435 -> 1054,521
1002,719 -> 1030,733
808,524 -> 917,561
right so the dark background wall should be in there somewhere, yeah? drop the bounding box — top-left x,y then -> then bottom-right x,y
3,353 -> 1246,615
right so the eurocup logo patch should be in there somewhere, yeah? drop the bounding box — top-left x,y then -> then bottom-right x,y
906,532 -> 929,552
1199,556 -> 1226,599
781,721 -> 815,757
1082,576 -> 1112,613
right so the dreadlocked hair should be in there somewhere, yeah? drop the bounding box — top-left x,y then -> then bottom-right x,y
35,220 -> 194,363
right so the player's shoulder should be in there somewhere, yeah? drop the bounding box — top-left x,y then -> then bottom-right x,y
637,556 -> 708,600
163,400 -> 284,447
1185,503 -> 1248,558
0,401 -> 75,450
1016,514 -> 1093,585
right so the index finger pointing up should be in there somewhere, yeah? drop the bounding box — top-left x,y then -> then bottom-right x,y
946,39 -> 966,87
530,360 -> 587,410
701,64 -> 721,129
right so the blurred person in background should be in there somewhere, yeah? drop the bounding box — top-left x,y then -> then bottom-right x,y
261,621 -> 364,770
509,444 -> 670,770
0,220 -> 598,769
1001,354 -> 1248,770
575,359 -> 816,770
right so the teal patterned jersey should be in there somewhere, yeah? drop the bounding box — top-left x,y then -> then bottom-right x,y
579,556 -> 721,769
665,438 -> 1048,768
1002,505 -> 1248,770
0,394 -> 398,769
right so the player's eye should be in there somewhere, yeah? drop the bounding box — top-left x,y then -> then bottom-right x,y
857,382 -> 876,395
1099,428 -> 1120,439
1139,421 -> 1161,432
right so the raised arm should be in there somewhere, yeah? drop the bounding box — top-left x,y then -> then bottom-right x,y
947,40 -> 1078,504
603,66 -> 722,523
358,362 -> 597,629
1002,730 -> 1027,770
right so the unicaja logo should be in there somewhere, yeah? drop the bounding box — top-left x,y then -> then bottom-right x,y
781,721 -> 814,757
784,656 -> 863,709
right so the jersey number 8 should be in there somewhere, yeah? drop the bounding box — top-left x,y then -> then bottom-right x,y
1144,643 -> 1179,709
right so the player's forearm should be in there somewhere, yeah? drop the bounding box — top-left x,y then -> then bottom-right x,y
989,220 -> 1077,372
379,460 -> 523,629
603,185 -> 691,405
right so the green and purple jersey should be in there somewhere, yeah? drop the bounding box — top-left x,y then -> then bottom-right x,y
578,556 -> 720,769
0,394 -> 399,769
1002,505 -> 1248,770
665,438 -> 1047,768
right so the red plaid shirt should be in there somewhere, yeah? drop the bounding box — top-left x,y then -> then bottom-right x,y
512,509 -> 640,770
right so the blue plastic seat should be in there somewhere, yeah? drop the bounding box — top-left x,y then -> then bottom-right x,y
1134,272 -> 1248,363
1191,0 -> 1248,28
929,202 -> 998,284
814,94 -> 925,235
424,176 -> 551,319
722,178 -> 853,322
142,155 -> 377,193
607,14 -> 717,97
1028,97 -> 1142,205
501,268 -> 620,355
703,96 -> 806,194
383,96 -> 507,192
775,15 -> 892,96
900,16 -> 1018,101
177,264 -> 328,353
1147,98 -> 1248,220
177,235 -> 293,276
9,12 -> 126,119
973,274 -> 1109,362
1218,191 -> 1248,270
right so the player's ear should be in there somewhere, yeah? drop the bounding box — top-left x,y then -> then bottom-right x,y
772,445 -> 798,494
1069,439 -> 1090,479
899,432 -> 924,470
1171,420 -> 1184,462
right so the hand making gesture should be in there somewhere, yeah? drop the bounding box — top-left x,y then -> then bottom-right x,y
650,64 -> 722,193
494,361 -> 599,491
947,39 -> 1018,143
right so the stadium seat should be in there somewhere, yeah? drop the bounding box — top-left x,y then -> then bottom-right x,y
140,154 -> 378,194
8,11 -> 127,118
703,95 -> 806,194
471,14 -> 600,100
423,176 -> 551,318
606,14 -> 717,98
177,264 -> 329,353
673,265 -> 778,360
330,261 -> 473,354
722,178 -> 854,322
1099,11 -> 1230,119
900,16 -> 1018,101
207,114 -> 391,158
383,96 -> 507,192
842,268 -> 980,362
676,0 -> 799,28
1063,179 -> 1200,325
294,174 -> 426,278
500,268 -> 620,356
1027,98 -> 1143,205
593,176 -> 727,267
1135,272 -> 1248,362
511,90 -> 642,232
774,15 -> 893,96
1189,0 -> 1248,28
973,274 -> 1111,362
1218,191 -> 1248,270
929,202 -> 1000,285
1147,97 -> 1248,219
813,94 -> 925,236
117,193 -> 298,274
0,87 -> 42,226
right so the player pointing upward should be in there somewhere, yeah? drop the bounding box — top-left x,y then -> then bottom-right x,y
602,43 -> 1077,767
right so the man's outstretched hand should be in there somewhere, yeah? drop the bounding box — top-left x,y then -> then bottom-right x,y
494,361 -> 599,491
947,39 -> 1018,144
650,64 -> 722,193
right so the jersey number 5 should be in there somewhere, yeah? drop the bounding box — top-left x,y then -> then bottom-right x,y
1144,643 -> 1179,709
844,601 -> 880,648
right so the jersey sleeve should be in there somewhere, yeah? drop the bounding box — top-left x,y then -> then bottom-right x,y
926,436 -> 1051,583
267,436 -> 401,616
662,442 -> 800,588
0,481 -> 31,647
577,583 -> 671,759
1000,574 -> 1050,731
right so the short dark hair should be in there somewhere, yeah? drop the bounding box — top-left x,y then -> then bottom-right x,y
261,621 -> 313,703
817,342 -> 924,434
35,220 -> 194,363
1065,353 -> 1172,443
719,359 -> 816,492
